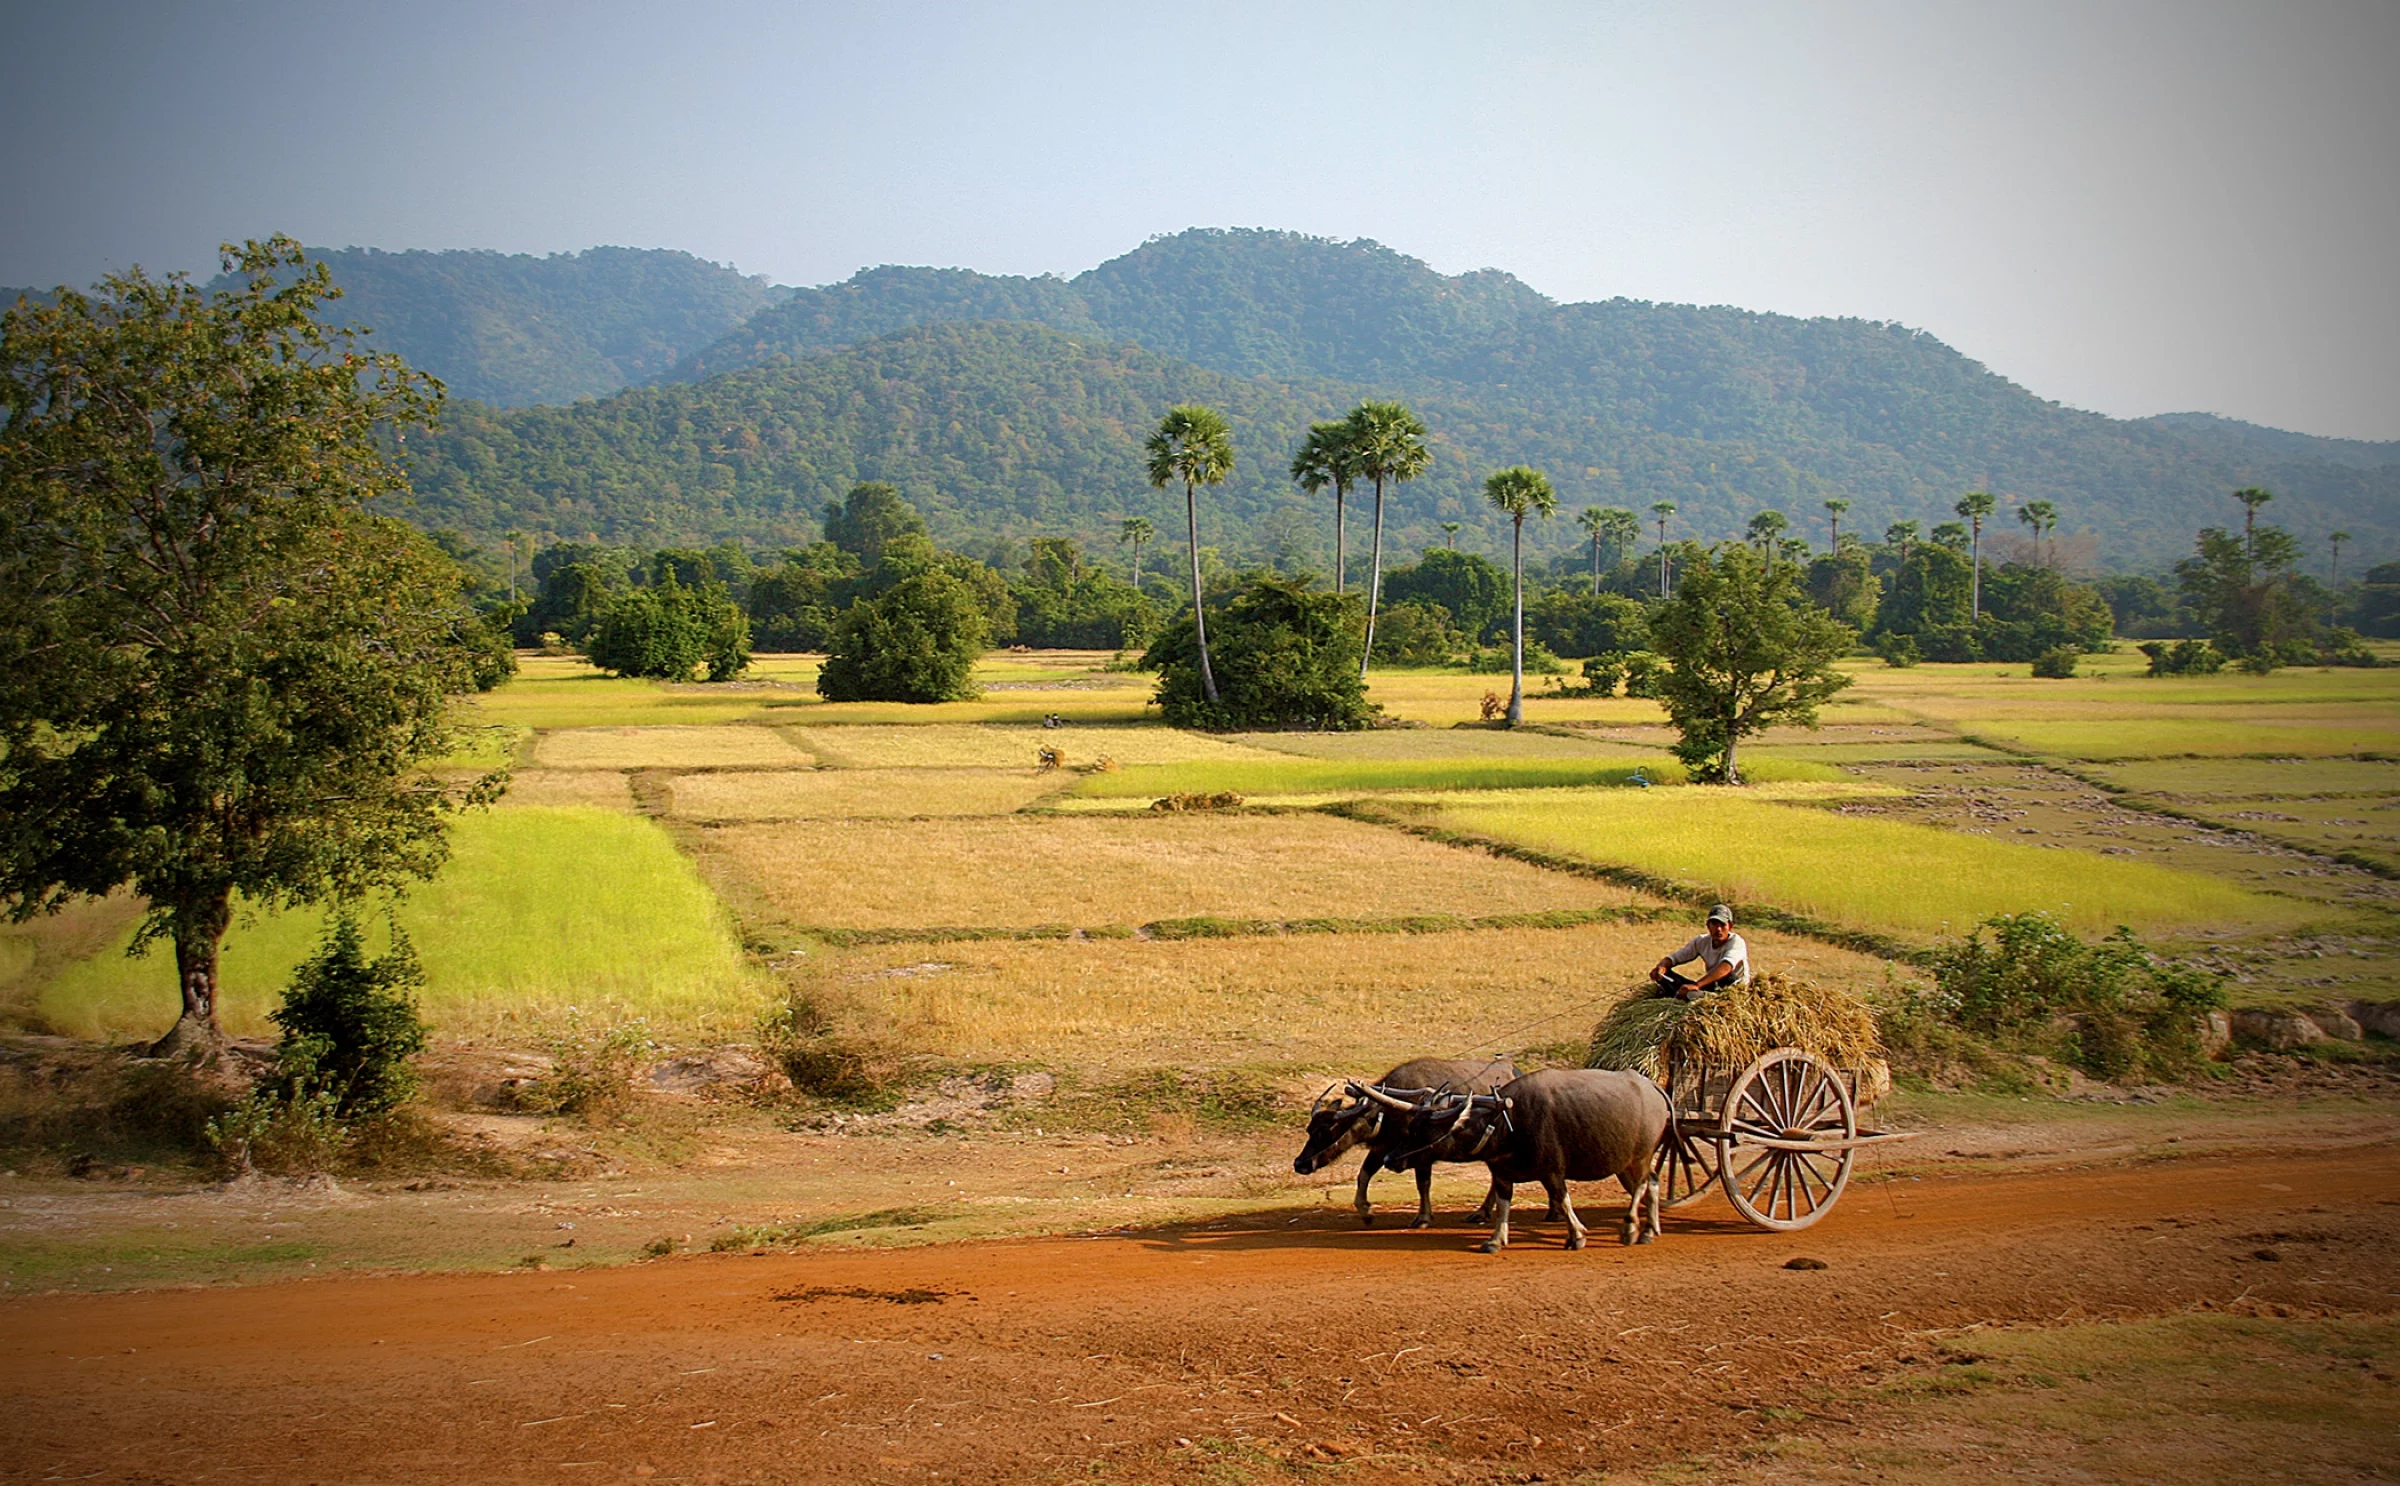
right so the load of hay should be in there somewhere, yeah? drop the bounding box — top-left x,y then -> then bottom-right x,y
1587,973 -> 1888,1106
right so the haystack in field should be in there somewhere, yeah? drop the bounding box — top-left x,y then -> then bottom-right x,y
1587,973 -> 1886,1104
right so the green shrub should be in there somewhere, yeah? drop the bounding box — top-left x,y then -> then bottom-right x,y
206,1082 -> 347,1178
1620,651 -> 1666,698
1468,639 -> 1566,675
2030,645 -> 2079,679
521,1011 -> 655,1117
1367,600 -> 1467,666
2137,639 -> 2225,676
817,569 -> 989,702
1526,589 -> 1649,659
1145,577 -> 1374,731
267,914 -> 429,1117
760,991 -> 904,1103
587,569 -> 750,681
1925,913 -> 2225,1081
1874,632 -> 1921,668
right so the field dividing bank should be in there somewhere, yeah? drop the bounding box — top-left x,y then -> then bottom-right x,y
1066,754 -> 1860,800
1392,787 -> 2317,943
695,812 -> 1641,933
790,723 -> 1273,769
36,808 -> 762,1041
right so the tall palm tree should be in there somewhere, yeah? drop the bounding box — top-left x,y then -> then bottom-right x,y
2019,499 -> 2059,568
1345,401 -> 1431,679
1650,500 -> 1678,597
2233,487 -> 2274,560
1118,516 -> 1155,589
1884,519 -> 1919,561
1440,521 -> 1462,549
1486,467 -> 1559,726
505,529 -> 528,602
1747,509 -> 1789,571
1955,491 -> 1996,619
1823,497 -> 1850,551
2331,529 -> 2353,585
1146,406 -> 1235,704
1601,506 -> 1642,571
1576,507 -> 1610,593
1290,421 -> 1361,593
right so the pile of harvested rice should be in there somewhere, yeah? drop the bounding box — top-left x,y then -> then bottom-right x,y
1587,973 -> 1884,1093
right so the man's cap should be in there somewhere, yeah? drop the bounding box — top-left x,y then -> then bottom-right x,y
1707,904 -> 1734,926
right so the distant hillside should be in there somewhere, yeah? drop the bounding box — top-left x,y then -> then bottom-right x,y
241,246 -> 790,407
2138,413 -> 2400,473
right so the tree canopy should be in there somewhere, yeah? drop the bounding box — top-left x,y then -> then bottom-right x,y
1648,543 -> 1854,784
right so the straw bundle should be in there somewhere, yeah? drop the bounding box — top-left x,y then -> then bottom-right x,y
1587,973 -> 1884,1089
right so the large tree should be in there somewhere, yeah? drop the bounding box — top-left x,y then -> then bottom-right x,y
1145,405 -> 1235,704
1344,401 -> 1431,679
1290,420 -> 1361,594
1649,543 -> 1854,784
1484,466 -> 1559,726
0,238 -> 493,1058
1955,490 -> 1996,619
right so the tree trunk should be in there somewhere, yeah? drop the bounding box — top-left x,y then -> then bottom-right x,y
1186,480 -> 1217,704
1508,517 -> 1526,726
1723,728 -> 1742,787
149,886 -> 232,1061
1970,523 -> 1982,620
1590,537 -> 1600,596
1334,485 -> 1346,595
1360,477 -> 1388,680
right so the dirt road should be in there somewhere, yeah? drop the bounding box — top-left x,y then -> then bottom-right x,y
5,1149 -> 2396,1484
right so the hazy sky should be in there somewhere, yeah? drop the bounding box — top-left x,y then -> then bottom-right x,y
4,0 -> 2395,438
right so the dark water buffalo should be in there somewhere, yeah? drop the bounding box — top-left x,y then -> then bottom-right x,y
1362,1068 -> 1670,1252
1291,1057 -> 1516,1227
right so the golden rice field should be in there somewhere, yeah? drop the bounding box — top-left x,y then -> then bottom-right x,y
809,922 -> 1899,1072
668,768 -> 1070,820
792,723 -> 1273,770
1234,728 -> 1643,760
1418,787 -> 2316,941
533,724 -> 812,770
698,812 -> 1647,932
1960,717 -> 2400,761
494,768 -> 637,810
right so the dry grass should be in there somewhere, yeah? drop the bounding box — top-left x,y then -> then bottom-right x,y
534,725 -> 810,770
793,724 -> 1274,770
667,768 -> 1070,820
793,923 -> 1899,1071
1235,727 -> 1650,761
699,812 -> 1636,931
2090,757 -> 2400,798
494,769 -> 636,811
1587,972 -> 1882,1080
1962,717 -> 2400,760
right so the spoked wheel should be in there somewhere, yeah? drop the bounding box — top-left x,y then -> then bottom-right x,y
1715,1048 -> 1857,1232
1653,1122 -> 1724,1209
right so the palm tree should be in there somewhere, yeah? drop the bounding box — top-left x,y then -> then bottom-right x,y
1118,516 -> 1155,589
1290,421 -> 1361,593
1601,506 -> 1642,571
1650,500 -> 1678,597
505,529 -> 528,602
1747,509 -> 1789,571
1146,406 -> 1235,704
1955,491 -> 1996,619
1486,467 -> 1559,726
1576,507 -> 1610,593
1440,521 -> 1462,549
1345,401 -> 1432,679
1885,519 -> 1919,561
2233,487 -> 2274,560
1824,497 -> 1850,551
2019,499 -> 2059,568
2331,529 -> 2353,585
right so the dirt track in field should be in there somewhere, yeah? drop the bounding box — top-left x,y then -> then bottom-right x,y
4,1147 -> 2396,1485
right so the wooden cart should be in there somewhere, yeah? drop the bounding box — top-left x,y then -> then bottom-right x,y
1651,1045 -> 1916,1231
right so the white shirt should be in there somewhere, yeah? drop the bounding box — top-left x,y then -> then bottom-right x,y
1666,931 -> 1751,986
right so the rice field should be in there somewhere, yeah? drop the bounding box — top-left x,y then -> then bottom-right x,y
668,768 -> 1070,820
494,768 -> 637,810
38,808 -> 762,1041
1961,718 -> 2400,761
802,923 -> 1898,1072
1233,728 -> 1649,760
2089,758 -> 2400,799
793,724 -> 1274,770
697,813 -> 1643,932
533,724 -> 812,770
1419,787 -> 2315,941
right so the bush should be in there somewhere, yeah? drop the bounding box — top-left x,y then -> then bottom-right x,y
1145,577 -> 1374,731
1467,639 -> 1566,675
817,569 -> 990,702
1620,651 -> 1666,698
521,1012 -> 655,1117
267,915 -> 430,1117
206,1082 -> 347,1178
1367,600 -> 1467,666
760,991 -> 904,1104
2137,639 -> 2225,676
1526,589 -> 1649,659
1874,632 -> 1920,668
587,570 -> 751,681
2030,645 -> 2079,678
1924,913 -> 2226,1081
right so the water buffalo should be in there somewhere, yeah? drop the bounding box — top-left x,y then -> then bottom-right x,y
1361,1068 -> 1671,1253
1291,1057 -> 1516,1227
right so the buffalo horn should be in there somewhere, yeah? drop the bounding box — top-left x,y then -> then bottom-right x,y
1356,1083 -> 1419,1112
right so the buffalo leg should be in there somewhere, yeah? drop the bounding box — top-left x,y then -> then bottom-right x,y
1471,1168 -> 1500,1225
1550,1177 -> 1586,1250
1354,1151 -> 1383,1226
1478,1178 -> 1515,1254
1411,1162 -> 1435,1228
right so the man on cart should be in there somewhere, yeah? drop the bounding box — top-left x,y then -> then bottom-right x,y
1649,904 -> 1750,1000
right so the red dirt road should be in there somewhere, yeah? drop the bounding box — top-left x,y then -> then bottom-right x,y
5,1149 -> 2396,1484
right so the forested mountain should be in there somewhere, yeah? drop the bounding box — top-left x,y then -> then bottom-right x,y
236,246 -> 789,406
366,228 -> 2399,566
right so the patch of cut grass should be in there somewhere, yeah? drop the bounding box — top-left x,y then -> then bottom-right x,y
2089,757 -> 2400,798
668,768 -> 1071,820
794,724 -> 1273,770
39,808 -> 762,1041
492,768 -> 636,811
697,812 -> 1627,932
533,725 -> 811,770
1422,787 -> 2312,941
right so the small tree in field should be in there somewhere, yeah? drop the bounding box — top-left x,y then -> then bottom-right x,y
816,569 -> 990,702
1649,543 -> 1854,784
0,238 -> 493,1058
1144,577 -> 1371,731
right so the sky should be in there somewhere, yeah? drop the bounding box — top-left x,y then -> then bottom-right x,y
3,0 -> 2395,440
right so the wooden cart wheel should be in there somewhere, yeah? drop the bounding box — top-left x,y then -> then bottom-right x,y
1715,1048 -> 1857,1232
1653,1123 -> 1724,1209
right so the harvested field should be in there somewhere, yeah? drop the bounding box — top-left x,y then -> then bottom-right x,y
699,813 -> 1632,932
533,724 -> 810,770
1964,716 -> 2400,760
1235,727 -> 1643,760
493,767 -> 636,810
668,767 -> 1069,820
2091,756 -> 2400,799
792,723 -> 1271,770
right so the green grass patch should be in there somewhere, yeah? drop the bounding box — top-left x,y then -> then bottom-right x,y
38,808 -> 761,1041
2087,757 -> 2400,798
1421,787 -> 2312,942
1067,754 -> 1849,799
1963,719 -> 2400,760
